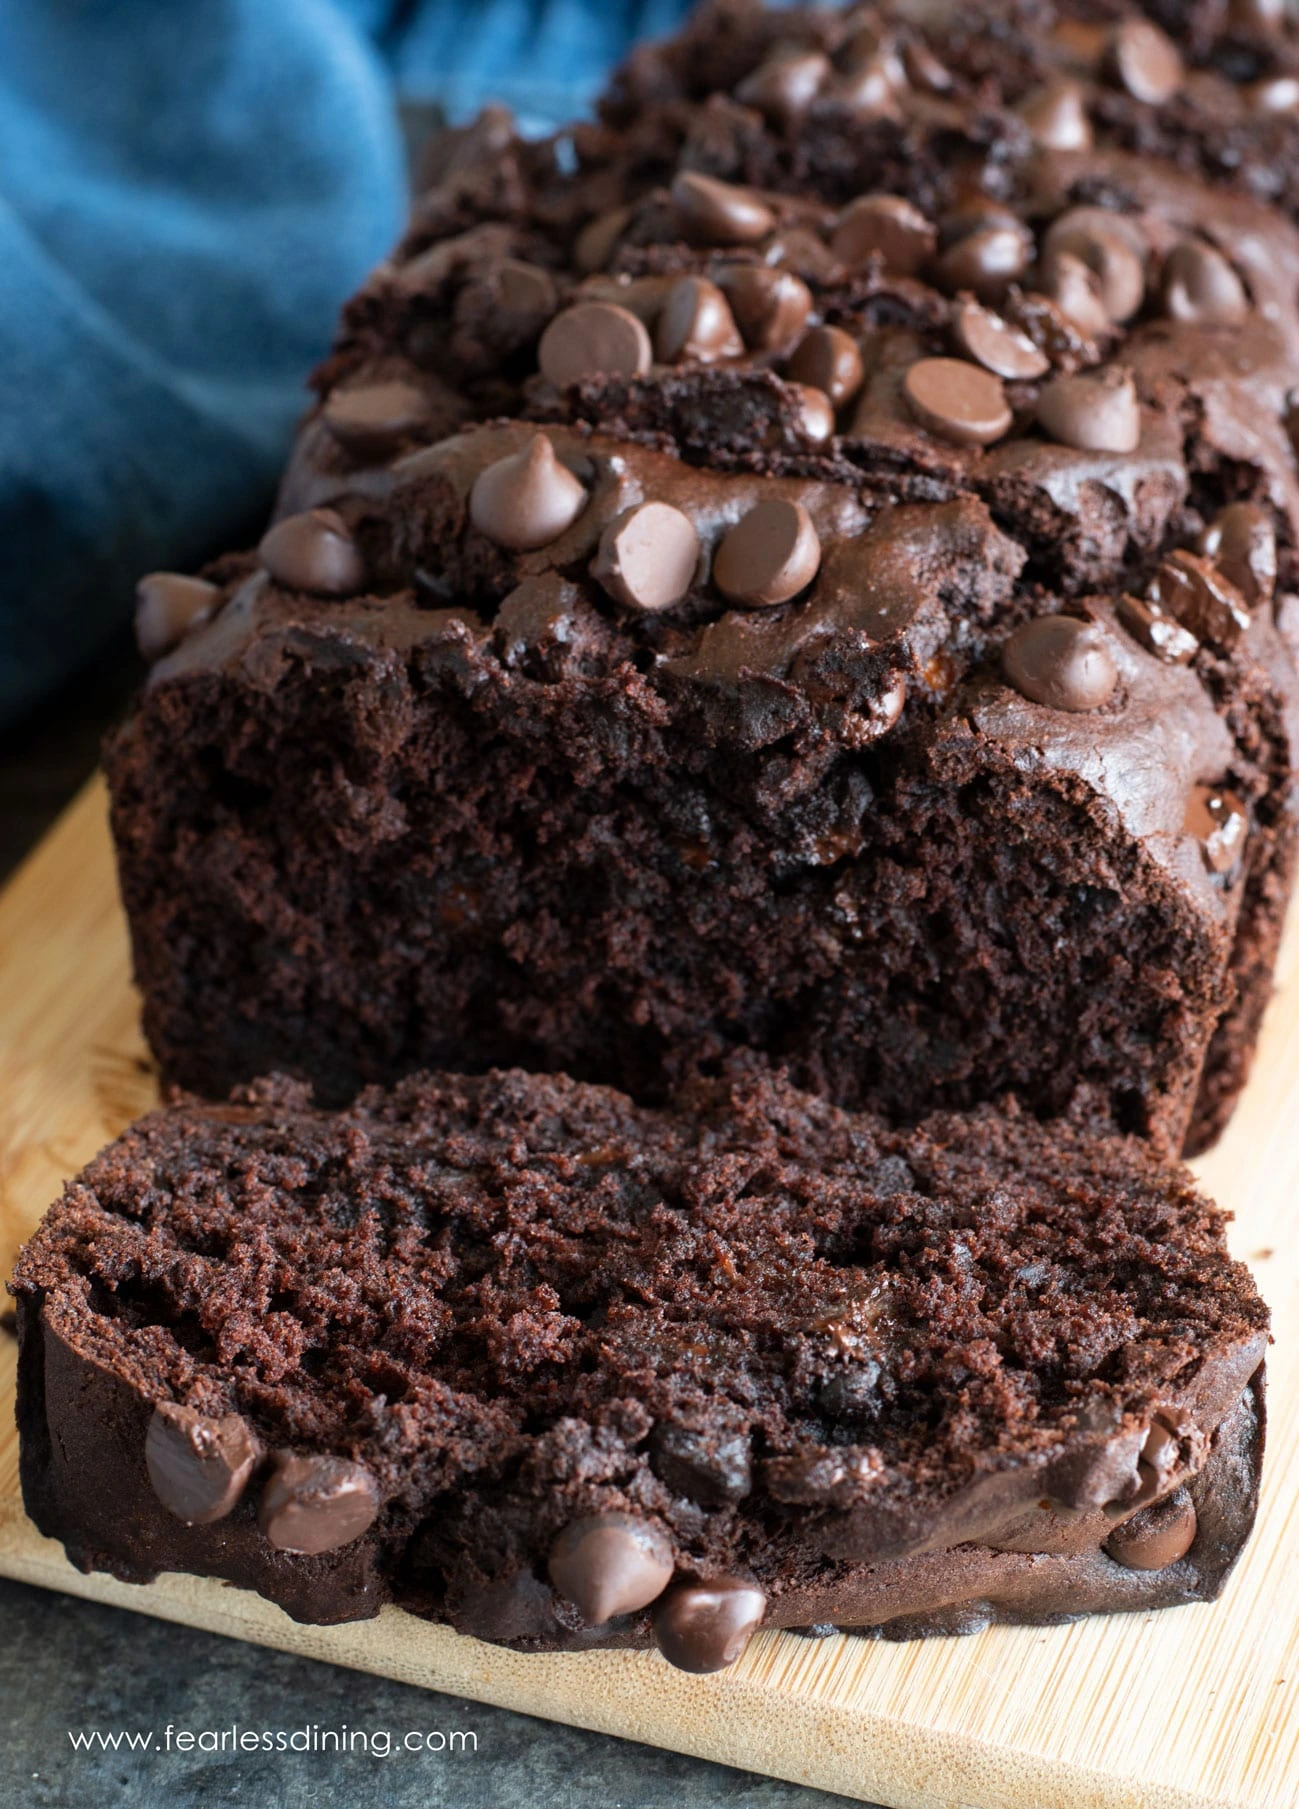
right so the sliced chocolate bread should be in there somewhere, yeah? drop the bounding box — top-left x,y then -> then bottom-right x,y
12,1069 -> 1267,1670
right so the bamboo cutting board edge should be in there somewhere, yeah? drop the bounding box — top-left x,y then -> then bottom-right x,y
0,775 -> 1295,1809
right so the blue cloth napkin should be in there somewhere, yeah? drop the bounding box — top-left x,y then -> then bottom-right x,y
0,0 -> 693,726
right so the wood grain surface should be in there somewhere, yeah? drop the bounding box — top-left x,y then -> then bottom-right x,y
1,776 -> 1296,1809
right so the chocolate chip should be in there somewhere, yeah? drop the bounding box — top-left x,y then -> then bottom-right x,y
902,39 -> 952,94
134,573 -> 220,661
592,501 -> 700,612
1105,1488 -> 1197,1570
735,47 -> 830,124
952,300 -> 1049,381
1107,19 -> 1183,105
903,356 -> 1013,447
146,1403 -> 259,1525
495,257 -> 560,322
258,509 -> 366,596
655,276 -> 745,364
651,1424 -> 752,1505
548,1513 -> 674,1624
1148,549 -> 1251,648
574,204 -> 632,274
1185,785 -> 1249,876
538,301 -> 652,388
1233,0 -> 1286,26
790,383 -> 836,444
321,379 -> 429,459
831,194 -> 936,277
1002,615 -> 1119,711
1161,240 -> 1249,327
1036,251 -> 1112,339
1198,503 -> 1276,608
1018,78 -> 1093,151
786,325 -> 864,407
717,264 -> 812,352
935,225 -> 1032,302
653,1577 -> 767,1674
713,498 -> 821,607
1116,592 -> 1198,664
1251,74 -> 1299,112
1042,208 -> 1146,323
469,434 -> 589,550
671,171 -> 774,246
1037,367 -> 1140,453
258,1452 -> 380,1554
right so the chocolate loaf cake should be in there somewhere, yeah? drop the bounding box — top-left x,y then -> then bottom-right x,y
12,1069 -> 1268,1666
107,1 -> 1299,1153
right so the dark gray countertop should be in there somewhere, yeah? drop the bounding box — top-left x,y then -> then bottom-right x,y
0,1577 -> 859,1809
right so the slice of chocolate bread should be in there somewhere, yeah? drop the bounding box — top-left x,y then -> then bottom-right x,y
108,1 -> 1299,1154
12,1069 -> 1267,1668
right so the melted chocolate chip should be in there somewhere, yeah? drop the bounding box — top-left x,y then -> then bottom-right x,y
1042,209 -> 1146,324
145,1403 -> 259,1525
653,1577 -> 767,1674
1018,79 -> 1093,151
548,1513 -> 674,1624
717,265 -> 812,352
1198,503 -> 1276,608
1105,1488 -> 1197,1570
951,301 -> 1049,381
1037,367 -> 1140,453
831,194 -> 936,277
903,357 -> 1012,446
539,301 -> 652,388
1106,19 -> 1183,106
1002,615 -> 1119,712
1148,550 -> 1251,649
655,276 -> 745,364
592,501 -> 700,612
671,171 -> 774,246
786,326 -> 865,407
321,379 -> 429,458
1185,786 -> 1249,876
1161,241 -> 1249,327
1116,593 -> 1199,665
713,498 -> 821,607
735,47 -> 830,124
469,434 -> 588,550
135,573 -> 220,662
258,509 -> 366,596
258,1453 -> 380,1554
650,1424 -> 752,1505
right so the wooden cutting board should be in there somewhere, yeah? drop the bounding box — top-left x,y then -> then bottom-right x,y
2,776 -> 1298,1809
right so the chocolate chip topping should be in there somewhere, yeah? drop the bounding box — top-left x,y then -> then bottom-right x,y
539,301 -> 653,388
717,264 -> 813,352
713,498 -> 822,607
655,276 -> 744,364
735,47 -> 830,125
1105,1488 -> 1197,1570
1018,79 -> 1093,151
258,509 -> 366,596
791,384 -> 836,444
548,1513 -> 674,1624
469,433 -> 588,550
1107,19 -> 1183,106
1161,241 -> 1249,327
1116,592 -> 1199,665
496,257 -> 560,319
1148,550 -> 1251,648
1185,786 -> 1249,876
831,194 -> 936,276
145,1403 -> 259,1526
575,205 -> 631,274
591,501 -> 700,612
321,379 -> 429,458
1199,504 -> 1276,608
1037,251 -> 1112,338
903,356 -> 1013,446
134,573 -> 220,662
671,171 -> 774,246
951,301 -> 1050,381
1042,209 -> 1146,324
935,223 -> 1032,302
258,1452 -> 380,1555
1002,615 -> 1119,712
652,1577 -> 767,1674
1037,367 -> 1141,453
786,325 -> 865,407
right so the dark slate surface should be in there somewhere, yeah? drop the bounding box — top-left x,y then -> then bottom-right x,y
0,1579 -> 863,1808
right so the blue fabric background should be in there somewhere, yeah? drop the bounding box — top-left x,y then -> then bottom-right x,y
0,0 -> 692,725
